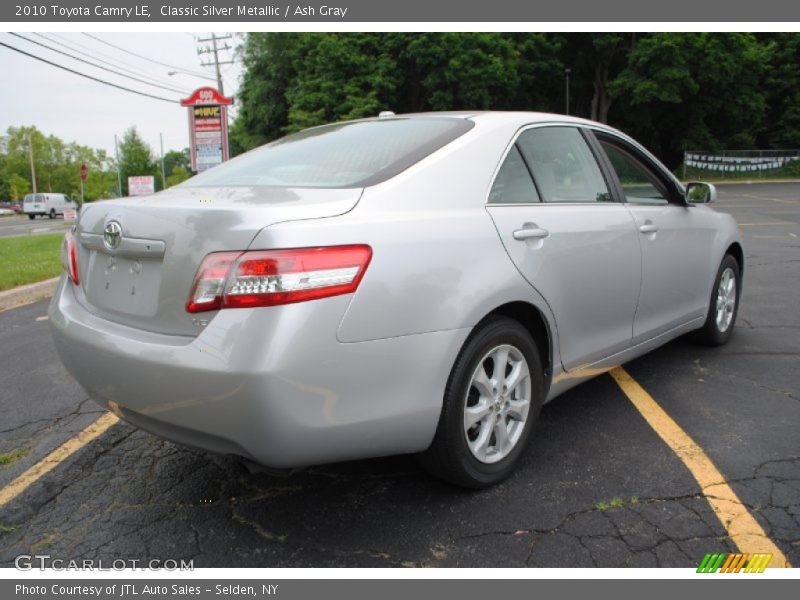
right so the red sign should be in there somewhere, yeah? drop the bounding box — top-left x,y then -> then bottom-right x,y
181,87 -> 233,173
128,176 -> 155,196
79,164 -> 87,182
180,87 -> 233,107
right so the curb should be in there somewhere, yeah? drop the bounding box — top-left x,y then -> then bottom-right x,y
0,277 -> 60,313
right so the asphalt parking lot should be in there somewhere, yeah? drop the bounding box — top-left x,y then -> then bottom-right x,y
0,182 -> 798,568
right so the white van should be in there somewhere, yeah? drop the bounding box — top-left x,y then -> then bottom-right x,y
22,193 -> 77,220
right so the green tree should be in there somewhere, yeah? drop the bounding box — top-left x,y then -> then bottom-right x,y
117,127 -> 157,196
611,33 -> 769,166
229,32 -> 796,169
166,165 -> 191,188
230,33 -> 305,153
8,173 -> 30,200
759,34 -> 800,148
1,126 -> 118,202
284,33 -> 398,132
163,149 -> 191,179
397,33 -> 521,111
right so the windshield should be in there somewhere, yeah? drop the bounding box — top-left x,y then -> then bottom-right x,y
183,117 -> 474,188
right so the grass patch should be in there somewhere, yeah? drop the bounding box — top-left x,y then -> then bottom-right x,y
609,496 -> 625,509
0,233 -> 64,292
0,448 -> 29,466
596,496 -> 640,511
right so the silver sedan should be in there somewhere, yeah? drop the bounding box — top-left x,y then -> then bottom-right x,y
50,112 -> 743,487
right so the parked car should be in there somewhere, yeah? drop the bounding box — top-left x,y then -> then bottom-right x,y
23,192 -> 77,220
49,112 -> 742,487
11,202 -> 22,214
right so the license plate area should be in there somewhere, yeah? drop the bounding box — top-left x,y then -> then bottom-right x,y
85,250 -> 163,317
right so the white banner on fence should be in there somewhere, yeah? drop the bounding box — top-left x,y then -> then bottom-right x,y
685,152 -> 800,172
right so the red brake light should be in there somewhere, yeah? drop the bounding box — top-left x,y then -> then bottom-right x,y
61,230 -> 80,285
186,245 -> 372,313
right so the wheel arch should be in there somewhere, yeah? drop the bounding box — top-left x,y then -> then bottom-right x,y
726,241 -> 744,278
479,301 -> 553,394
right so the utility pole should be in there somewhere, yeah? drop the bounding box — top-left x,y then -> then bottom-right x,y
197,33 -> 233,94
28,133 -> 37,194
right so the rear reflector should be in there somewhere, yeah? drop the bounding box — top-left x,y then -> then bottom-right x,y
186,245 -> 372,313
60,229 -> 80,285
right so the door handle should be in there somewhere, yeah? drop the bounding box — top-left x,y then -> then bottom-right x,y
513,227 -> 549,241
639,223 -> 659,234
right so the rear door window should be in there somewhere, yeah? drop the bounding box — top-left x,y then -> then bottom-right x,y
184,117 -> 474,189
516,127 -> 612,203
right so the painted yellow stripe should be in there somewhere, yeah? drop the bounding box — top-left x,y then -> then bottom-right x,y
610,367 -> 790,568
737,221 -> 797,227
0,412 -> 119,508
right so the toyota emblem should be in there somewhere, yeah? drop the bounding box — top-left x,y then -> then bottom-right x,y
103,221 -> 122,251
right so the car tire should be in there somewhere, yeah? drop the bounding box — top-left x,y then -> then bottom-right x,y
49,209 -> 56,219
691,254 -> 741,346
419,316 -> 544,488
28,214 -> 35,220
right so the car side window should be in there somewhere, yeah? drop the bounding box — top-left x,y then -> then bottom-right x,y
600,141 -> 669,205
516,127 -> 612,203
488,145 -> 540,204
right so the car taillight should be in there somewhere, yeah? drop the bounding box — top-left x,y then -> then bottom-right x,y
186,245 -> 372,313
60,229 -> 80,285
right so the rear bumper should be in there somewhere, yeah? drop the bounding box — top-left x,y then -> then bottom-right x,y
49,276 -> 468,468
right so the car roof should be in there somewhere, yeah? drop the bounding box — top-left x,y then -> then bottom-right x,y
388,110 -> 604,129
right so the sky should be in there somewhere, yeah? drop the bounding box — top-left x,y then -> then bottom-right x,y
0,32 -> 243,156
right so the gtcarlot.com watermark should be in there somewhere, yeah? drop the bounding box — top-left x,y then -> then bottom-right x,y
15,554 -> 194,571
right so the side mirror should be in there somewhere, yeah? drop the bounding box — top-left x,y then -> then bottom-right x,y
686,182 -> 717,204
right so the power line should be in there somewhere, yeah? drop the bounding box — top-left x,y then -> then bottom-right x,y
0,41 -> 180,104
10,33 -> 191,95
38,32 -> 193,92
83,32 -> 213,79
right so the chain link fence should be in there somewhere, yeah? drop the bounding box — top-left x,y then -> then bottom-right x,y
682,150 -> 800,180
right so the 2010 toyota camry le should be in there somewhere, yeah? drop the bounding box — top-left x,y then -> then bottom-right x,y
50,112 -> 743,488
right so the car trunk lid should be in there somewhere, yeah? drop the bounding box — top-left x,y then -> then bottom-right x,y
74,185 -> 361,336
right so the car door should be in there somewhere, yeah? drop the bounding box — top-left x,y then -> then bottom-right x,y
486,125 -> 642,371
592,131 -> 716,342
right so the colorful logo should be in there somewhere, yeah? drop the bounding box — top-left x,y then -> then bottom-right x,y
697,553 -> 772,573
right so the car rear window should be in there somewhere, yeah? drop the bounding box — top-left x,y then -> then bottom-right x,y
183,117 -> 474,188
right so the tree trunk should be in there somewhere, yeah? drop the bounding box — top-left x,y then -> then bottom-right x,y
591,62 -> 613,124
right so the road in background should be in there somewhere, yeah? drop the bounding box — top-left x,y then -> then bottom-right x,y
0,215 -> 71,239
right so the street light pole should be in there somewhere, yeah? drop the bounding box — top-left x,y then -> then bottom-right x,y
28,133 -> 37,194
160,133 -> 167,190
565,68 -> 572,116
114,134 -> 123,198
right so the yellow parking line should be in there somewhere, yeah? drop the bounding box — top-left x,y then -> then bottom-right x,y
737,222 -> 797,227
609,367 -> 790,568
0,412 -> 119,508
